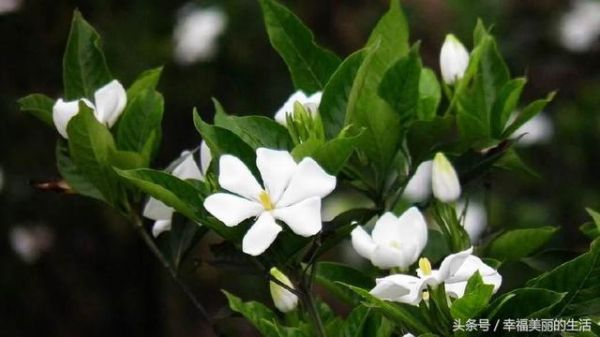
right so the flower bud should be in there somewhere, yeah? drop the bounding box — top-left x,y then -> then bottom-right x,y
432,152 -> 461,202
269,267 -> 298,313
439,34 -> 469,85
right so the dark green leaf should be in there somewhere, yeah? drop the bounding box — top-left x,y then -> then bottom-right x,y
56,141 -> 104,201
501,91 -> 556,138
223,290 -> 282,337
126,67 -> 162,98
320,50 -> 366,139
116,89 -> 164,158
315,262 -> 374,305
490,77 -> 526,137
486,226 -> 558,261
62,10 -> 112,100
258,0 -> 340,92
486,288 -> 566,320
18,94 -> 55,126
407,116 -> 456,164
527,240 -> 600,317
417,68 -> 441,121
378,44 -> 422,125
450,273 -> 494,320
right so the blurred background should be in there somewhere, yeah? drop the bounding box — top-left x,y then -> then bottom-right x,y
1,0 -> 600,336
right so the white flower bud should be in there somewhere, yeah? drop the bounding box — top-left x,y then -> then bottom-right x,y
440,34 -> 469,85
269,267 -> 298,313
432,152 -> 461,203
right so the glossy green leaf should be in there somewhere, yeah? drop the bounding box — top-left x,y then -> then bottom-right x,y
450,272 -> 494,320
223,290 -> 282,337
214,105 -> 293,150
378,44 -> 422,125
486,288 -> 566,320
258,0 -> 340,92
501,91 -> 556,138
320,50 -> 366,139
315,262 -> 374,305
527,240 -> 600,317
62,10 -> 112,100
407,116 -> 456,163
18,94 -> 55,126
490,77 -> 526,137
417,68 -> 441,121
56,141 -> 104,201
116,89 -> 164,158
486,226 -> 558,261
126,67 -> 162,99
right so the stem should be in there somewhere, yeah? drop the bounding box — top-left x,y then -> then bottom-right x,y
131,216 -> 213,325
299,282 -> 326,337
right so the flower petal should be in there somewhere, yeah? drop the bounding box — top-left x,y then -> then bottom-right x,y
52,98 -> 93,139
372,212 -> 401,246
432,152 -> 461,203
403,160 -> 432,202
256,148 -> 297,203
152,219 -> 172,237
276,157 -> 336,207
242,212 -> 282,256
370,274 -> 425,305
371,245 -> 408,270
218,155 -> 263,201
445,255 -> 502,292
350,226 -> 377,260
200,140 -> 212,175
204,193 -> 262,227
172,151 -> 204,180
430,247 -> 473,283
273,196 -> 322,237
274,90 -> 308,125
395,207 -> 428,262
93,80 -> 127,127
143,197 -> 174,220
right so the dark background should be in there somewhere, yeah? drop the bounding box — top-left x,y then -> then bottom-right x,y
1,0 -> 600,336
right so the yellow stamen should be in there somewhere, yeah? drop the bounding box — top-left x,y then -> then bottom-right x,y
259,190 -> 274,210
422,290 -> 430,301
419,257 -> 432,276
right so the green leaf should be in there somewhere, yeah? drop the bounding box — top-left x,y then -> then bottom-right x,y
341,306 -> 373,337
223,290 -> 282,337
501,91 -> 556,138
490,77 -> 526,137
527,240 -> 600,317
116,89 -> 164,158
378,44 -> 422,125
165,217 -> 206,270
583,208 -> 600,239
587,208 -> 600,227
258,0 -> 340,92
67,103 -> 123,206
407,116 -> 456,164
214,103 -> 293,150
62,10 -> 112,100
450,272 -> 494,320
345,0 -> 409,186
126,67 -> 162,99
292,126 -> 364,174
56,141 -> 104,201
341,284 -> 429,335
417,68 -> 441,121
315,262 -> 374,305
486,288 -> 566,320
18,94 -> 55,126
193,109 -> 258,176
320,50 -> 366,139
486,226 -> 558,261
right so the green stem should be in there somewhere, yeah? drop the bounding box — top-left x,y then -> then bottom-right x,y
300,282 -> 326,337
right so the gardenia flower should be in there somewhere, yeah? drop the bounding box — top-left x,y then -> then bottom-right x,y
52,80 -> 127,139
432,152 -> 461,203
173,5 -> 227,64
143,142 -> 210,237
269,267 -> 298,313
204,148 -> 336,256
402,160 -> 433,202
439,34 -> 470,85
274,90 -> 322,125
560,0 -> 600,52
351,207 -> 428,270
370,247 -> 501,305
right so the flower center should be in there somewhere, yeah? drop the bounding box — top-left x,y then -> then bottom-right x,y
389,240 -> 401,249
259,190 -> 274,210
419,257 -> 432,276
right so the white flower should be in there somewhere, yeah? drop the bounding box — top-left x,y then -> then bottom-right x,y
204,148 -> 336,256
440,34 -> 470,85
560,0 -> 600,52
269,267 -> 298,313
370,247 -> 501,305
432,152 -> 461,203
173,5 -> 227,64
274,90 -> 322,125
143,145 -> 209,237
351,207 -> 428,270
402,335 -> 415,337
458,201 -> 487,244
10,224 -> 54,264
52,80 -> 127,139
513,113 -> 553,146
403,160 -> 433,202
